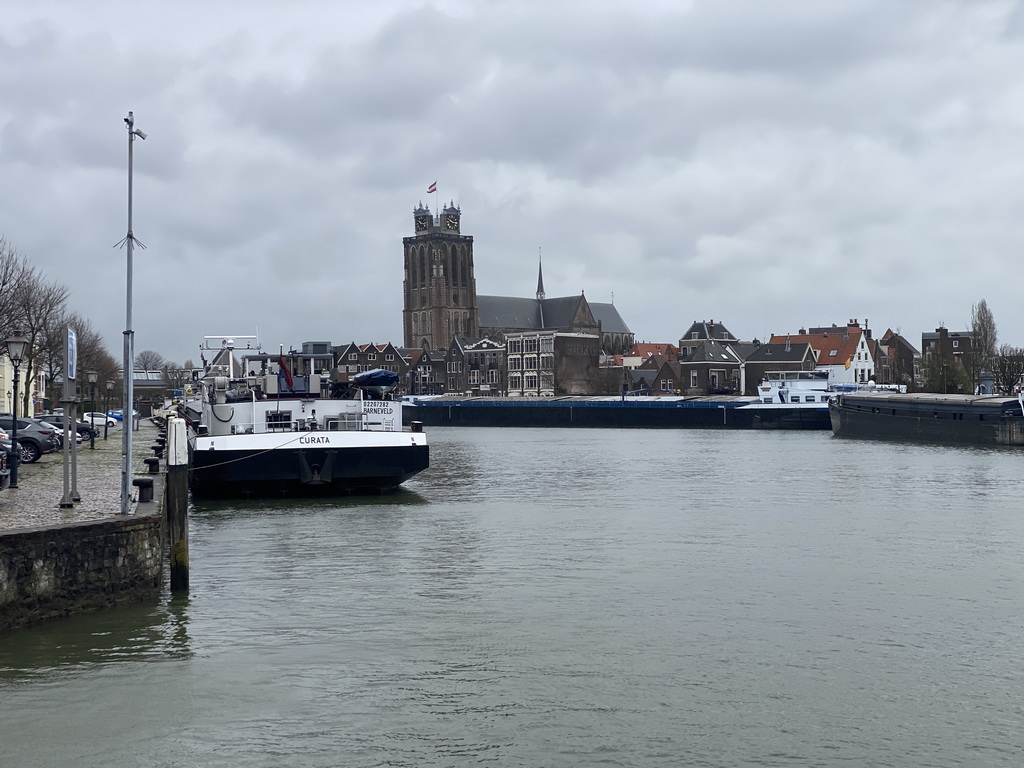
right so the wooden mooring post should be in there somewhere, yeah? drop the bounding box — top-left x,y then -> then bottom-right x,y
166,416 -> 189,591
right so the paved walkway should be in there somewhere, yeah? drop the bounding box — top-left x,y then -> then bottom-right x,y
0,420 -> 162,532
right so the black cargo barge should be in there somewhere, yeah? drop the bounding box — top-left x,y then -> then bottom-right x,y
402,396 -> 831,430
829,392 -> 1024,446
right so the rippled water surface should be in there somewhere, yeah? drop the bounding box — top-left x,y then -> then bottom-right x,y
2,428 -> 1024,767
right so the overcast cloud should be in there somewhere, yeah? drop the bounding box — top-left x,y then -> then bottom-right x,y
3,0 -> 1024,364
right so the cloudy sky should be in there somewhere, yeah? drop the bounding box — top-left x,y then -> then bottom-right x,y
4,0 -> 1024,365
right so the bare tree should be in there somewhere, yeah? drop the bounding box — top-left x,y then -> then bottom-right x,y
968,299 -> 997,391
16,267 -> 70,415
993,344 -> 1024,394
135,349 -> 165,371
0,237 -> 32,336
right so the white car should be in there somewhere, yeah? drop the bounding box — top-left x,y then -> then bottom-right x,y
82,411 -> 118,427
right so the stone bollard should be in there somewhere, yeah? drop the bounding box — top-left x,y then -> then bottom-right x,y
132,476 -> 154,503
144,457 -> 161,474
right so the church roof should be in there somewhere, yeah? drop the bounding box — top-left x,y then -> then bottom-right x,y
590,302 -> 630,334
478,294 -> 632,334
478,295 -> 541,330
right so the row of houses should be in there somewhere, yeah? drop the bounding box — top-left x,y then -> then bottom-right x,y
323,318 -> 967,398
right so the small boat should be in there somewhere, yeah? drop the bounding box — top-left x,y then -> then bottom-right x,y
744,371 -> 904,430
829,391 -> 1024,446
187,337 -> 429,498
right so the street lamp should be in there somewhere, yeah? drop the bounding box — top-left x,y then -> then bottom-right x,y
120,110 -> 146,515
104,380 -> 113,440
87,370 -> 98,449
5,330 -> 28,489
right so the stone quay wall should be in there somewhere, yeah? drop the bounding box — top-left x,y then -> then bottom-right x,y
0,420 -> 166,632
0,512 -> 164,631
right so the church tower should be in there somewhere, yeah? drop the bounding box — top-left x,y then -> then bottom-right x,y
402,201 -> 479,349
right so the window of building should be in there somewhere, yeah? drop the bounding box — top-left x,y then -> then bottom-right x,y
690,371 -> 698,387
469,370 -> 480,384
486,369 -> 499,384
508,356 -> 521,371
540,337 -> 554,353
953,340 -> 959,348
524,355 -> 537,370
509,373 -> 522,390
385,353 -> 394,361
508,339 -> 522,354
691,332 -> 699,340
367,353 -> 376,361
662,378 -> 673,391
524,337 -> 539,353
540,354 -> 554,370
525,373 -> 538,390
348,353 -> 357,361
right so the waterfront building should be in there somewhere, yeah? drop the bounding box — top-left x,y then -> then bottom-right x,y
769,320 -> 874,385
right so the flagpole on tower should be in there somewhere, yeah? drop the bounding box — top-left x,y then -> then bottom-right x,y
427,180 -> 437,223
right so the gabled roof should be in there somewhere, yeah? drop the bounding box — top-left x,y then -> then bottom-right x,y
590,302 -> 631,334
682,340 -> 743,364
478,293 -> 627,334
769,326 -> 863,366
879,329 -> 921,356
465,337 -> 505,351
680,320 -> 737,342
540,295 -> 588,329
627,342 -> 679,358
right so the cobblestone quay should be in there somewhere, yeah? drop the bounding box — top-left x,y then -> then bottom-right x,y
0,420 -> 166,631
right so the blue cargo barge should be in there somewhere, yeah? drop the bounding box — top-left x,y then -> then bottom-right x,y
402,395 -> 831,430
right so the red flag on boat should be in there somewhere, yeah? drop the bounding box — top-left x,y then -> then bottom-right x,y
427,181 -> 437,194
278,355 -> 294,390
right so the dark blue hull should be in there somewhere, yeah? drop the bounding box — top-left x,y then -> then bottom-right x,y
190,444 -> 430,498
401,399 -> 830,430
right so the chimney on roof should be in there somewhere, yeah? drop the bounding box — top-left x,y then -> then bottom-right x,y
785,335 -> 791,352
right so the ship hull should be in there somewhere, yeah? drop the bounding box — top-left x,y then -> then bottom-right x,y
829,393 -> 1024,446
190,432 -> 429,498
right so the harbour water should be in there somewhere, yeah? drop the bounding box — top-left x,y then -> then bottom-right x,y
2,427 -> 1023,767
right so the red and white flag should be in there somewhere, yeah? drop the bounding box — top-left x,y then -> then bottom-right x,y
427,181 -> 437,194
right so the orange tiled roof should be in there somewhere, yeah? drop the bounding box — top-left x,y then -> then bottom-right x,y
768,327 -> 862,367
627,342 -> 680,358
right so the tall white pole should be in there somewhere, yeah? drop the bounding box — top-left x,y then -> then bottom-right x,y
122,111 -> 145,514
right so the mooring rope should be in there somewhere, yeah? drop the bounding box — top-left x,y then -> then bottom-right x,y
187,432 -> 311,473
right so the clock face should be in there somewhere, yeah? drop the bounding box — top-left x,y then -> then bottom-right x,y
444,214 -> 458,229
415,216 -> 430,232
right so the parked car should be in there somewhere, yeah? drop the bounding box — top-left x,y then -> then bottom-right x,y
0,415 -> 60,463
40,413 -> 98,440
82,411 -> 118,428
107,409 -> 139,422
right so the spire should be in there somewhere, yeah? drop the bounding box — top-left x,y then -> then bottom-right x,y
536,247 -> 545,300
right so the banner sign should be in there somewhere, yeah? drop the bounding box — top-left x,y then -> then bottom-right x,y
67,327 -> 77,381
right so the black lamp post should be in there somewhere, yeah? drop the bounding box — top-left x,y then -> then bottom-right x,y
87,369 -> 98,449
104,380 -> 113,440
5,330 -> 28,489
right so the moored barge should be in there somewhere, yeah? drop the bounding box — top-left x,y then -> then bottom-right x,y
829,392 -> 1024,446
